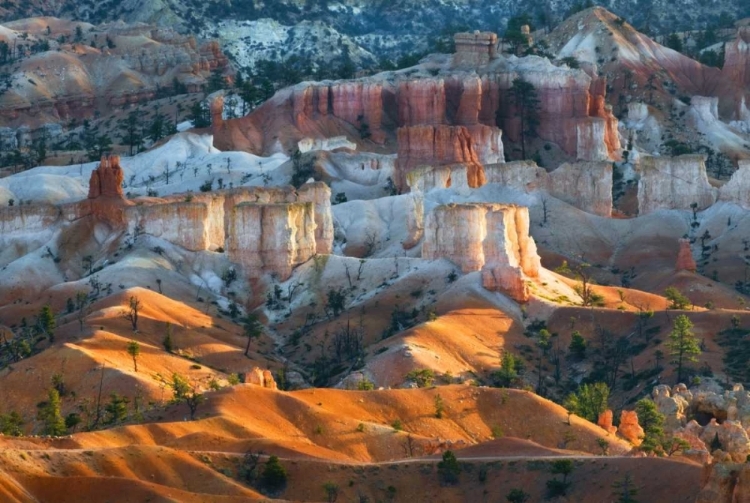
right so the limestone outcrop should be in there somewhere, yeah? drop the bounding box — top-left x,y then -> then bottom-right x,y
675,238 -> 697,272
422,204 -> 540,302
484,161 -> 548,191
298,136 -> 357,153
637,155 -> 718,214
88,155 -> 125,199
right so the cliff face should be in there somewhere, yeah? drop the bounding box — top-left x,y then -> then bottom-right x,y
292,81 -> 385,143
719,160 -> 750,209
548,161 -> 613,217
637,155 -> 717,214
407,159 -> 612,217
395,125 -> 487,192
724,27 -> 750,95
226,202 -> 316,280
422,203 -> 540,302
127,202 -> 210,252
217,61 -> 618,163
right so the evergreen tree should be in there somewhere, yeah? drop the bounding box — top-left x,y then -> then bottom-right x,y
242,314 -> 263,357
119,111 -> 143,156
126,340 -> 140,373
612,473 -> 638,503
189,101 -> 211,128
508,77 -> 540,160
666,315 -> 701,383
634,398 -> 665,453
39,388 -> 66,436
37,304 -> 55,342
565,382 -> 610,422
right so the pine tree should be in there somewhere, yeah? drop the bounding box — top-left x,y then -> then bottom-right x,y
39,388 -> 66,436
126,340 -> 140,372
37,304 -> 55,342
634,398 -> 665,453
612,473 -> 638,503
508,77 -> 540,160
666,315 -> 701,383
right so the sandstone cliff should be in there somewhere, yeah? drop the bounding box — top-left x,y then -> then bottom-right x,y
226,202 -> 316,281
395,125 -> 488,192
422,204 -> 540,302
216,60 -> 619,164
637,155 -> 717,214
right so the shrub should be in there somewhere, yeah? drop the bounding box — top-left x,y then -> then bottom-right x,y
405,368 -> 434,388
261,455 -> 287,492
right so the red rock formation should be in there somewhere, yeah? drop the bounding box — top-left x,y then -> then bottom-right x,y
398,79 -> 446,126
244,367 -> 278,389
676,238 -> 697,272
396,125 -> 486,192
88,155 -> 124,199
597,410 -> 617,435
290,81 -> 385,143
453,32 -> 498,67
210,95 -> 224,128
723,28 -> 750,92
619,410 -> 644,445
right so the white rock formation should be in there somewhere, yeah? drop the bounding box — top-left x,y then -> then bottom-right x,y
422,203 -> 540,301
637,155 -> 717,214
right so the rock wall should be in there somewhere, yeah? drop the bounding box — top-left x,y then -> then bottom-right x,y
719,160 -> 750,208
0,204 -> 61,237
217,61 -> 619,162
576,118 -> 609,161
548,161 -> 612,217
126,202 -> 210,252
398,79 -> 446,126
422,203 -> 540,302
723,27 -> 750,92
395,125 -> 487,191
484,161 -> 548,190
226,202 -> 316,281
407,159 -> 612,217
292,81 -> 385,143
637,155 -> 717,214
